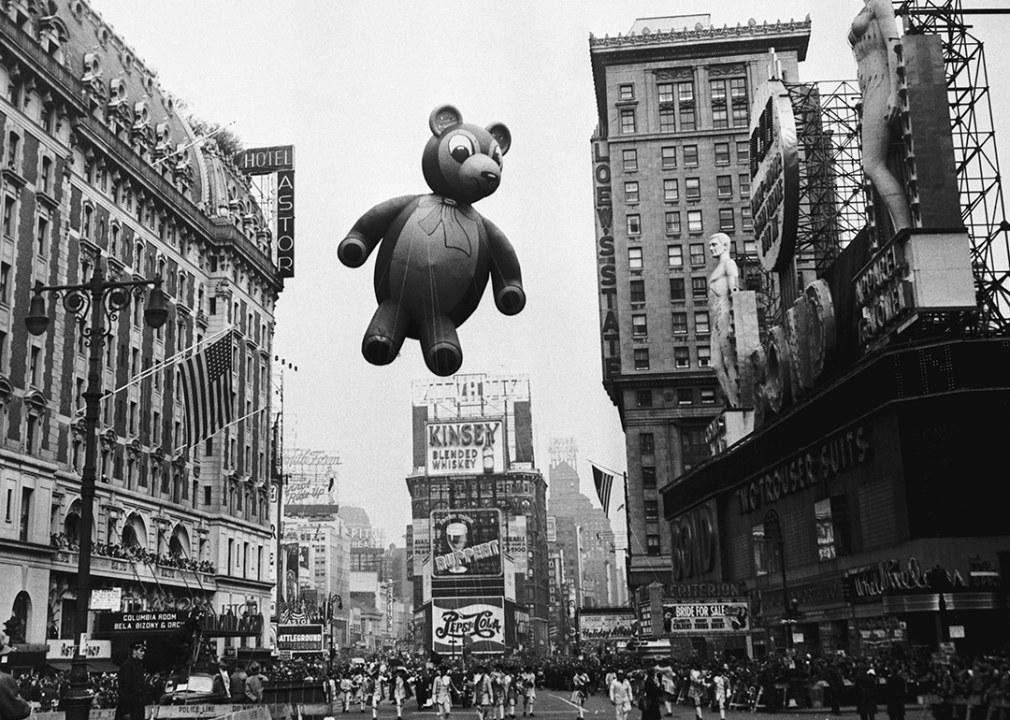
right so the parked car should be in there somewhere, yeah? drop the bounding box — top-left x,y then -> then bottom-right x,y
159,672 -> 231,705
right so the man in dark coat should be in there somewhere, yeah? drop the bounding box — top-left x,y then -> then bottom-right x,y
116,641 -> 148,720
856,667 -> 879,720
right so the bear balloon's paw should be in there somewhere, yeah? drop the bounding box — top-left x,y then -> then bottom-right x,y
426,342 -> 463,377
495,284 -> 526,316
338,236 -> 369,268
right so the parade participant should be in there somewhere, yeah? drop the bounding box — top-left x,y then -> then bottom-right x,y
712,666 -> 730,720
362,672 -> 376,717
501,667 -> 518,720
857,667 -> 879,720
229,662 -> 248,701
473,666 -> 493,720
327,673 -> 343,719
0,638 -> 33,720
245,662 -> 265,704
432,666 -> 458,720
115,640 -> 147,720
521,667 -> 537,717
392,666 -> 413,720
689,661 -> 707,720
656,658 -> 677,717
609,669 -> 633,720
573,667 -> 591,720
491,664 -> 507,720
642,667 -> 663,720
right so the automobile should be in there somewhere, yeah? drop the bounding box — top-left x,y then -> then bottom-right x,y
159,672 -> 231,705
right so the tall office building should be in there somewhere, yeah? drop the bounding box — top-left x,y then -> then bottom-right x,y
589,15 -> 811,590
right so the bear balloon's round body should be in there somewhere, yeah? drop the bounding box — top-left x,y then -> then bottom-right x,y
338,104 -> 525,376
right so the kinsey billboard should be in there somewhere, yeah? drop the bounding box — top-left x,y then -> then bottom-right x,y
430,508 -> 502,577
425,419 -> 504,476
432,597 -> 505,655
579,609 -> 638,641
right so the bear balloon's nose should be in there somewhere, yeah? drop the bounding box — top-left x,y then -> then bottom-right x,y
481,171 -> 499,186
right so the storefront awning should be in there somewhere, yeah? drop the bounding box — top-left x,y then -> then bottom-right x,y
48,660 -> 120,674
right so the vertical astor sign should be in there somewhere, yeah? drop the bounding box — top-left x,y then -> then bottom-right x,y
277,169 -> 295,278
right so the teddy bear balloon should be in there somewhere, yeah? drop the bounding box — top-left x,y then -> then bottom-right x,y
338,104 -> 525,377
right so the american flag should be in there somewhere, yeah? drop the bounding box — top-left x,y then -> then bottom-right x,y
179,333 -> 234,448
592,464 -> 614,516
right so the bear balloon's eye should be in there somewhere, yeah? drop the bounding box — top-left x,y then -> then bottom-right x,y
448,135 -> 475,164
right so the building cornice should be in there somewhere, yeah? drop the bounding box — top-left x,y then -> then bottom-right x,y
589,17 -> 811,54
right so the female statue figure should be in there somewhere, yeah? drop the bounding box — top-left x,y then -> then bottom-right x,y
850,0 -> 913,234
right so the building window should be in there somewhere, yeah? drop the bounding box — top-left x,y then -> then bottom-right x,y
19,488 -> 32,542
634,348 -> 650,370
689,243 -> 705,266
82,205 -> 93,240
685,177 -> 701,201
642,466 -> 657,487
625,181 -> 640,204
657,82 -> 674,103
711,79 -> 729,128
661,146 -> 676,169
623,149 -> 638,172
683,145 -> 699,168
744,237 -> 757,256
36,215 -> 49,257
659,106 -> 676,133
663,179 -> 678,202
737,140 -> 750,165
695,311 -> 711,335
739,174 -> 751,199
668,245 -> 683,268
630,279 -> 646,303
627,214 -> 641,236
669,278 -> 685,301
629,247 -> 643,270
678,82 -> 696,130
692,276 -> 707,298
2,196 -> 15,237
665,212 -> 681,235
5,132 -> 19,169
712,103 -> 729,130
40,157 -> 52,194
677,388 -> 694,405
636,389 -> 653,407
674,347 -> 690,368
698,346 -> 712,367
0,263 -> 9,305
687,210 -> 703,234
646,534 -> 661,555
644,500 -> 659,522
719,208 -> 736,231
700,387 -> 717,404
620,108 -> 636,134
619,84 -> 635,101
716,175 -> 733,199
681,427 -> 709,472
640,433 -> 655,454
632,314 -> 648,336
29,346 -> 41,386
672,312 -> 688,334
714,142 -> 731,165
731,77 -> 750,126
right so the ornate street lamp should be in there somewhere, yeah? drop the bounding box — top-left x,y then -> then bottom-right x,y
26,256 -> 168,720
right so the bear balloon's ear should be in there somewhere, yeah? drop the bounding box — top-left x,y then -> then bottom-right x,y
429,105 -> 463,137
486,122 -> 512,155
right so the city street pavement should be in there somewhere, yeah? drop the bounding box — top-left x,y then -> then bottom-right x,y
386,692 -> 926,720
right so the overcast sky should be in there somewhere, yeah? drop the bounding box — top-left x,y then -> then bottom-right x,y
89,0 -> 1010,543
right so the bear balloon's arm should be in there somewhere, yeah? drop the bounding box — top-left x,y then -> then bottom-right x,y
482,217 -> 526,316
338,195 -> 418,268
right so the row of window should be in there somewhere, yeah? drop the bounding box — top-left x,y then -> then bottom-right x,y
634,310 -> 713,337
618,76 -> 749,134
627,206 -> 753,238
625,173 -> 751,205
631,344 -> 723,376
621,140 -> 750,173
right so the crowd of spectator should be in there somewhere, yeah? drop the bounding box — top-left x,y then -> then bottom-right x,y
49,533 -> 216,574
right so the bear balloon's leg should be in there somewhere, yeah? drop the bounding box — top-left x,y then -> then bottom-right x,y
420,314 -> 463,377
361,299 -> 409,366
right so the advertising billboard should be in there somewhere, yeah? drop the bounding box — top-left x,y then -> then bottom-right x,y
412,518 -> 431,577
432,597 -> 505,655
276,624 -> 324,654
425,419 -> 504,476
660,601 -> 750,634
430,508 -> 502,577
579,609 -> 638,641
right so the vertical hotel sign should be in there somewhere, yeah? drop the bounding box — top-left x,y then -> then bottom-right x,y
234,145 -> 296,278
593,141 -> 620,380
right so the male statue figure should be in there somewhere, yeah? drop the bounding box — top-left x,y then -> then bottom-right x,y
708,233 -> 740,407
